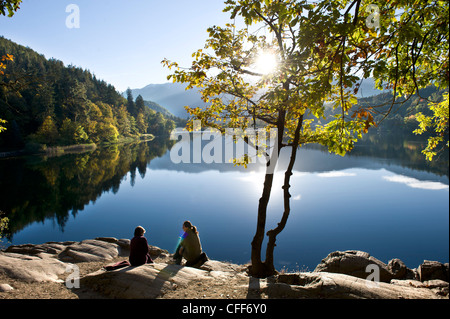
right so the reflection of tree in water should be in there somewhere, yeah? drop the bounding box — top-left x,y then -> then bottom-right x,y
0,138 -> 174,239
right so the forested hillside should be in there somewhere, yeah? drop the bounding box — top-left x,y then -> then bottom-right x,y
0,36 -> 176,151
357,86 -> 448,136
317,85 -> 448,138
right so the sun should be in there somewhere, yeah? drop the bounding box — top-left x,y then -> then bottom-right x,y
254,51 -> 278,75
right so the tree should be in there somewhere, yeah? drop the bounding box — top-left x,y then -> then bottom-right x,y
163,0 -> 448,277
59,118 -> 76,144
30,83 -> 55,126
0,0 -> 22,133
0,53 -> 14,76
96,122 -> 119,143
148,112 -> 167,136
136,112 -> 148,134
63,80 -> 89,123
0,0 -> 21,17
129,115 -> 139,136
413,92 -> 449,161
35,115 -> 58,145
115,105 -> 131,136
73,125 -> 89,143
0,212 -> 8,248
0,43 -> 14,136
126,88 -> 137,117
135,94 -> 146,115
0,118 -> 6,133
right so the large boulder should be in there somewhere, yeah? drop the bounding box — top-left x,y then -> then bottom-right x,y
0,251 -> 68,283
5,241 -> 76,256
57,239 -> 121,263
418,260 -> 449,282
387,258 -> 417,280
314,250 -> 405,283
77,261 -> 233,299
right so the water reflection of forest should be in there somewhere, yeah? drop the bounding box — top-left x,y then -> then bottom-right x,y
350,133 -> 449,178
1,133 -> 447,241
0,138 -> 174,239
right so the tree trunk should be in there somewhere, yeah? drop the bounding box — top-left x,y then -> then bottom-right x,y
250,170 -> 275,277
250,115 -> 303,278
250,110 -> 285,278
265,115 -> 303,275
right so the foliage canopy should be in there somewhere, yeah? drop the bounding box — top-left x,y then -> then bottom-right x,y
0,0 -> 21,17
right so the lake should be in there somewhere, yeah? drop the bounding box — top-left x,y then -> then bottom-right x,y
0,135 -> 448,271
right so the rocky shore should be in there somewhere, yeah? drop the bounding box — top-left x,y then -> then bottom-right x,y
0,237 -> 448,299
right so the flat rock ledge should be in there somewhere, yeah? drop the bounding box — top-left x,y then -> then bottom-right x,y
0,238 -> 448,299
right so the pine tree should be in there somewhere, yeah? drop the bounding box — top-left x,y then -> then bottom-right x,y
135,95 -> 145,114
126,88 -> 137,117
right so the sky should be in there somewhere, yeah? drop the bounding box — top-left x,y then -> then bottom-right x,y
0,0 -> 232,92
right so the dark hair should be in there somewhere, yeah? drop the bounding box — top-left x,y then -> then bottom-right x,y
134,226 -> 146,237
183,220 -> 198,234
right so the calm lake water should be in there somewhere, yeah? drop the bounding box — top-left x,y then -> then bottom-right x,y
1,135 -> 448,271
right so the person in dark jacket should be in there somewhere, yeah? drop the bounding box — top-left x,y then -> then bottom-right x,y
129,226 -> 153,266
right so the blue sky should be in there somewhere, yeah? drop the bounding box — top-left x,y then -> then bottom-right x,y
0,0 -> 231,92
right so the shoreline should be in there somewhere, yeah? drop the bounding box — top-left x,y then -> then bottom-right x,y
0,237 -> 448,299
0,134 -> 155,159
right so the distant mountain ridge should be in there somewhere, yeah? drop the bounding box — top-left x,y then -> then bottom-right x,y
131,78 -> 389,119
143,100 -> 174,117
130,83 -> 206,118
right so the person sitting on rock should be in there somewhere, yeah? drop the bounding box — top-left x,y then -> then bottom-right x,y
173,220 -> 208,267
129,226 -> 154,266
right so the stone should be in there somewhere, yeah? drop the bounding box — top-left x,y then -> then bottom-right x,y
0,251 -> 69,283
423,279 -> 449,289
148,245 -> 169,257
418,260 -> 449,282
95,237 -> 119,244
390,279 -> 426,288
200,260 -> 241,273
0,283 -> 14,292
6,243 -> 58,255
117,238 -> 131,249
271,272 -> 444,299
314,250 -> 396,282
387,258 -> 418,280
5,242 -> 74,257
57,239 -> 120,263
78,263 -> 212,299
387,258 -> 407,279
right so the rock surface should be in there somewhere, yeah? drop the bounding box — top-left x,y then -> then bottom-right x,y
274,272 -> 442,299
418,260 -> 449,282
80,262 -> 216,298
0,283 -> 14,292
316,250 -> 413,281
0,251 -> 69,283
1,239 -> 448,299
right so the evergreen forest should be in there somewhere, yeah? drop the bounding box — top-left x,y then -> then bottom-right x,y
0,36 -> 177,151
